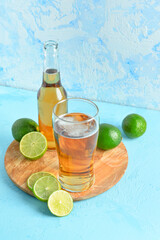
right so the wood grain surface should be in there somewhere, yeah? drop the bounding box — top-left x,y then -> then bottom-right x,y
4,140 -> 128,201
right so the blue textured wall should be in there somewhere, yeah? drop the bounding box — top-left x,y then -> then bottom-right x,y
0,0 -> 160,110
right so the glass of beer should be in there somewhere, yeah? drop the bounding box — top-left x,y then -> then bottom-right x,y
53,98 -> 99,192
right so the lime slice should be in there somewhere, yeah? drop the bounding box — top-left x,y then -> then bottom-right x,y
27,172 -> 59,191
20,132 -> 47,160
48,190 -> 73,217
33,176 -> 61,201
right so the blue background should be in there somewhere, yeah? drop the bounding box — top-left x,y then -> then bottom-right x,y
0,0 -> 160,110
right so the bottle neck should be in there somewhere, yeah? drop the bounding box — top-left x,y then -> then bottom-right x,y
43,41 -> 61,85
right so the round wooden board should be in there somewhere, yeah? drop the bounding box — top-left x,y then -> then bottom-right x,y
4,140 -> 128,201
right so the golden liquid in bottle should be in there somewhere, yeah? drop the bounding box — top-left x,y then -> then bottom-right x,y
37,69 -> 67,149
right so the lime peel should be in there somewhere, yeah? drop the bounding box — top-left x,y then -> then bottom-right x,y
97,123 -> 122,150
12,118 -> 39,142
122,113 -> 147,138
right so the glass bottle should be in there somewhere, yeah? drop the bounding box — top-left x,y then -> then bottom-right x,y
37,40 -> 67,149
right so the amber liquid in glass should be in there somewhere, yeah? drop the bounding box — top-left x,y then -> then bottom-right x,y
37,69 -> 67,149
54,112 -> 99,192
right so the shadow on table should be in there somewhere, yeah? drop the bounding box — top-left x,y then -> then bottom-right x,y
21,192 -> 54,217
3,174 -> 54,217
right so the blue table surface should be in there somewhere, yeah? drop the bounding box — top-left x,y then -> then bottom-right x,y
0,86 -> 160,240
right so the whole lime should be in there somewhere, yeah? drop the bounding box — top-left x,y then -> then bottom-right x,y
122,113 -> 147,138
97,123 -> 122,150
12,118 -> 39,142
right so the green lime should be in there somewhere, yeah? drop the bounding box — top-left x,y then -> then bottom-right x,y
33,176 -> 61,201
12,118 -> 39,142
27,172 -> 59,191
48,190 -> 73,217
20,132 -> 47,160
122,113 -> 147,138
97,123 -> 122,150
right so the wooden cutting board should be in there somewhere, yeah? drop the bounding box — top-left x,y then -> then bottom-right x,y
4,140 -> 128,201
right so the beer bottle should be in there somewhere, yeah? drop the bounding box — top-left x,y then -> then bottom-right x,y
37,40 -> 67,149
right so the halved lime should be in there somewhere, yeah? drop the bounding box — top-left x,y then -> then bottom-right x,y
27,172 -> 59,191
48,190 -> 73,217
33,176 -> 61,201
20,132 -> 47,160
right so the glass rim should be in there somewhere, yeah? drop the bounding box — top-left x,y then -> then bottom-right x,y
53,97 -> 99,124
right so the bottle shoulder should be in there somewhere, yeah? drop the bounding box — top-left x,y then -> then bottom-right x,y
37,85 -> 67,102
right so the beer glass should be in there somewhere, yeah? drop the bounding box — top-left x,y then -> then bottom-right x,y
53,98 -> 99,192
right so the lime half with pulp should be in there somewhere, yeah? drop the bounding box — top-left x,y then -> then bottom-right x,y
48,190 -> 73,217
27,172 -> 59,191
33,176 -> 61,201
20,132 -> 47,160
